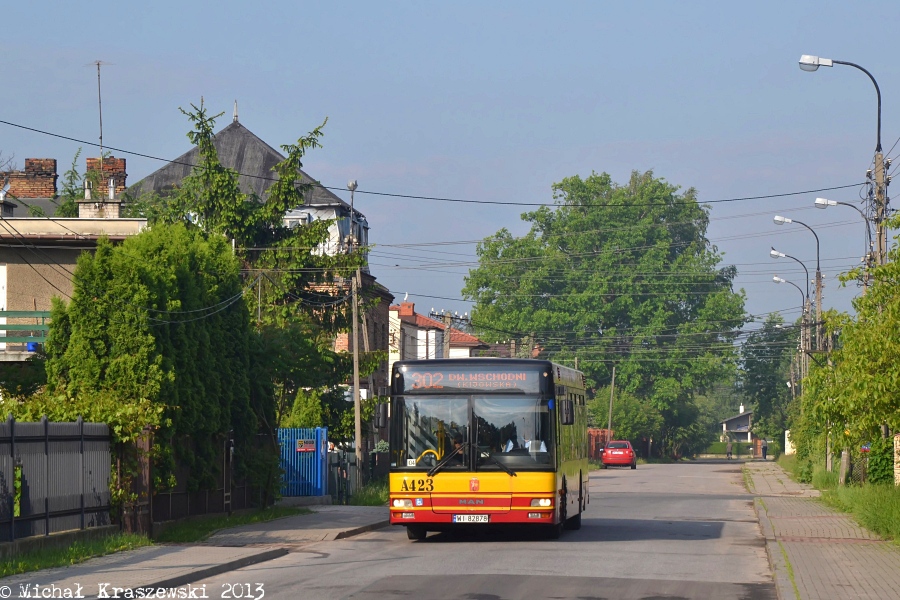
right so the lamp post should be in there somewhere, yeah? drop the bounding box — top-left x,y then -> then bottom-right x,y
348,179 -> 363,485
815,197 -> 874,288
774,215 -> 822,351
799,55 -> 887,266
774,275 -> 809,380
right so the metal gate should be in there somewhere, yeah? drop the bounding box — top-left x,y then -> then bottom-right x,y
278,428 -> 328,497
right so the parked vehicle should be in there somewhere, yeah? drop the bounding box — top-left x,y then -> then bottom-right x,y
601,440 -> 636,469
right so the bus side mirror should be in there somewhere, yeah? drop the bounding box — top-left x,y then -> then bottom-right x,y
560,399 -> 575,425
374,403 -> 388,429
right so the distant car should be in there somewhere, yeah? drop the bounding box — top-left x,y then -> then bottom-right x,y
601,440 -> 636,469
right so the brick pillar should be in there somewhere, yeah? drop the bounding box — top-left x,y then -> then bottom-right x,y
894,434 -> 900,486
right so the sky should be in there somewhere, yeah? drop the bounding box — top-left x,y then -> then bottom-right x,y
3,1 -> 898,334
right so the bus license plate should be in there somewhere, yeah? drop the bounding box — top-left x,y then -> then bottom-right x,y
453,514 -> 489,523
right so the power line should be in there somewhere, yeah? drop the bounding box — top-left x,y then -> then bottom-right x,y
0,117 -> 867,209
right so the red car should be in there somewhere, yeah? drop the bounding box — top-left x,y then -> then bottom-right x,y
601,440 -> 637,469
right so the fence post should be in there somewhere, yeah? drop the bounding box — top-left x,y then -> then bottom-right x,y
8,414 -> 15,543
839,449 -> 850,486
78,416 -> 85,531
43,415 -> 49,537
894,434 -> 900,486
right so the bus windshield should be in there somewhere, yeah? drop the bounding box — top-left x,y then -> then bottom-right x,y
474,396 -> 553,468
394,396 -> 469,470
392,394 -> 553,470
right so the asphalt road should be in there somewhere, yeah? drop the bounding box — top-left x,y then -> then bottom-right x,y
197,462 -> 777,600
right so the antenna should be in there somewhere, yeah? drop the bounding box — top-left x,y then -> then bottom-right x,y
88,60 -> 112,182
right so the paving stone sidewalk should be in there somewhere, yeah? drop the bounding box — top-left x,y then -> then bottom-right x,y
1,505 -> 389,597
747,461 -> 900,600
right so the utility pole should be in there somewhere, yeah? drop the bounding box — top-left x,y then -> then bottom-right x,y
874,153 -> 888,266
348,180 -> 363,486
442,312 -> 452,358
607,365 -> 616,435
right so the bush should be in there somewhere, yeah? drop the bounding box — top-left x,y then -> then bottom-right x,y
867,437 -> 894,485
352,477 -> 388,506
812,465 -> 838,490
704,441 -> 753,456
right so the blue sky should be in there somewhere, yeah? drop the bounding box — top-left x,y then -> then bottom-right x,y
3,2 -> 898,330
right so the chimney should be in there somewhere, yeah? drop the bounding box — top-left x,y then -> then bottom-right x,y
739,404 -> 745,414
4,158 -> 58,198
86,156 -> 127,195
399,302 -> 415,317
78,157 -> 126,218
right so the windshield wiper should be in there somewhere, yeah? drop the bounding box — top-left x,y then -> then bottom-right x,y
428,443 -> 467,477
481,453 -> 517,477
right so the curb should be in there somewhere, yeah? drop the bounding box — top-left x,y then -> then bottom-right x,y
135,548 -> 289,591
754,497 -> 796,600
332,520 -> 391,541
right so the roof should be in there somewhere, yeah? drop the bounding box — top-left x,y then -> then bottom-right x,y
389,304 -> 489,349
722,411 -> 753,424
127,120 -> 348,208
7,197 -> 61,217
0,218 -> 147,245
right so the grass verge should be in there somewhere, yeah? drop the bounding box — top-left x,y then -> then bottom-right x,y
820,484 -> 900,543
0,533 -> 150,578
155,506 -> 309,543
351,477 -> 389,506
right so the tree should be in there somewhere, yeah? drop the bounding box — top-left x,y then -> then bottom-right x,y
134,101 -> 380,441
463,170 -> 746,457
588,385 -> 663,448
740,314 -> 796,444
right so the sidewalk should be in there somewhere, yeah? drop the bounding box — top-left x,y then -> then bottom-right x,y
747,460 -> 900,600
1,505 -> 389,597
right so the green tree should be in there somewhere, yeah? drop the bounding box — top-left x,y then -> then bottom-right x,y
740,314 -> 796,443
463,170 -> 746,458
589,386 -> 663,448
32,224 -> 255,488
138,101 -> 379,441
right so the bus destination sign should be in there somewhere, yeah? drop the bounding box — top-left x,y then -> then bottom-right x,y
398,366 -> 542,394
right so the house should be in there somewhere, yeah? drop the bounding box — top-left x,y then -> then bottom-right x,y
0,157 -> 147,361
721,405 -> 754,443
127,107 -> 369,269
127,108 -> 393,395
388,301 -> 490,375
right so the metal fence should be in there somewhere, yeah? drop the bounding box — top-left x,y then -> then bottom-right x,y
147,433 -> 271,530
278,428 -> 328,497
0,416 -> 111,542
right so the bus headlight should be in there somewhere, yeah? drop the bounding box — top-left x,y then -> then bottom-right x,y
530,498 -> 552,507
392,499 -> 413,508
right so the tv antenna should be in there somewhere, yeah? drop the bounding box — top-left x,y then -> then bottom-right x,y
87,60 -> 112,180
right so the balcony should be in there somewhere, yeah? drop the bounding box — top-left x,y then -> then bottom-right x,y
0,311 -> 50,361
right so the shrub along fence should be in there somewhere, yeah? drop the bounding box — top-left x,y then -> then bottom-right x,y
0,416 -> 111,543
704,441 -> 754,457
123,432 -> 275,536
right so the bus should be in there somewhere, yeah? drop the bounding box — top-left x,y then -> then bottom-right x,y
386,358 -> 589,540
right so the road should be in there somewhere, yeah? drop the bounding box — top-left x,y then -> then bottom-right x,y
197,462 -> 777,599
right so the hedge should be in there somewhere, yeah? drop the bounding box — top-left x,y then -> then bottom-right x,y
704,441 -> 753,455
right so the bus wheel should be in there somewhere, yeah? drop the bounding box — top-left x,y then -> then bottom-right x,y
565,478 -> 583,530
564,512 -> 582,530
406,525 -> 427,541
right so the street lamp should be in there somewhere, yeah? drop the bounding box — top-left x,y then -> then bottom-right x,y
774,215 -> 822,351
773,276 -> 806,312
770,246 -> 810,301
814,197 -> 872,237
773,275 -> 810,382
815,198 -> 874,282
799,54 -> 886,264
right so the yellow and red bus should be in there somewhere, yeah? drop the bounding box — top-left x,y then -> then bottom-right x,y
387,358 -> 589,540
